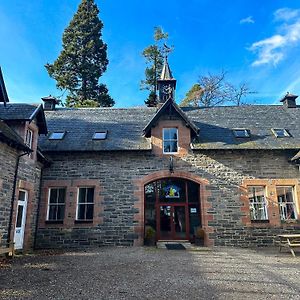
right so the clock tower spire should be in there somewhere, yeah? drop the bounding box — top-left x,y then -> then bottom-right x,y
157,54 -> 176,104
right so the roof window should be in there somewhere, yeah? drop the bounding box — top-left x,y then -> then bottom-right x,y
49,132 -> 65,140
93,131 -> 107,140
233,129 -> 250,138
272,128 -> 291,138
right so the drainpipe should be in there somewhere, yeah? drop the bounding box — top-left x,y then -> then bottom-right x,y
7,151 -> 30,245
33,167 -> 43,249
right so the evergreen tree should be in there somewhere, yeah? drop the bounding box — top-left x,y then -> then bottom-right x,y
141,27 -> 170,107
45,0 -> 114,107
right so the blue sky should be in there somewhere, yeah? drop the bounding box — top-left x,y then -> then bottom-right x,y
1,0 -> 300,107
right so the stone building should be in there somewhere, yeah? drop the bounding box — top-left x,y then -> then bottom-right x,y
0,61 -> 300,251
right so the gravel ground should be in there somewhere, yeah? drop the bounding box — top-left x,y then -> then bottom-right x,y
0,247 -> 300,300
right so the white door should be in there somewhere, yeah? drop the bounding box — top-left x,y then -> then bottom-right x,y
14,190 -> 28,250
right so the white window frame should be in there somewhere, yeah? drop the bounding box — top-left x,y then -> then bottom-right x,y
232,128 -> 250,138
248,186 -> 268,221
277,186 -> 297,221
163,128 -> 178,154
49,132 -> 66,140
25,128 -> 33,149
76,187 -> 95,221
92,131 -> 107,140
271,128 -> 291,138
47,188 -> 66,221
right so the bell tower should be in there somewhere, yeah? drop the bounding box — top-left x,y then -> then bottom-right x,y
157,56 -> 176,103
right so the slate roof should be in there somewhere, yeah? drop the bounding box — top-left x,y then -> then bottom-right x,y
0,120 -> 30,151
0,103 -> 48,134
39,107 -> 156,151
39,104 -> 300,152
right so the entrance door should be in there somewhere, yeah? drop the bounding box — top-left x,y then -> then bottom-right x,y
14,190 -> 28,250
159,205 -> 187,240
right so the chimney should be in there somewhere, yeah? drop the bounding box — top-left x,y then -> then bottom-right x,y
280,92 -> 298,108
41,95 -> 59,111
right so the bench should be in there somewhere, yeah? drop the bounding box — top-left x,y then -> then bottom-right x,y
277,234 -> 300,257
0,237 -> 15,258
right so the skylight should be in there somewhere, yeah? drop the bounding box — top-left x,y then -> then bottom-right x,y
272,129 -> 291,138
233,129 -> 250,138
49,132 -> 65,140
93,131 -> 107,140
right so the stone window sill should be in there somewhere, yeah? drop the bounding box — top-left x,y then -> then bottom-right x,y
251,220 -> 269,223
74,220 -> 93,224
45,220 -> 64,224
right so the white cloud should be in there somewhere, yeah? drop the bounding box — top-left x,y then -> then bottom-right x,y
274,7 -> 300,22
249,8 -> 300,66
240,16 -> 254,24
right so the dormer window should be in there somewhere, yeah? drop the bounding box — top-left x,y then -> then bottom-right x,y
49,132 -> 65,140
163,128 -> 178,154
25,128 -> 33,149
233,129 -> 250,138
271,128 -> 291,138
93,131 -> 107,140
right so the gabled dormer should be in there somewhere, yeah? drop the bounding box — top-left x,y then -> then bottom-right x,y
143,98 -> 199,156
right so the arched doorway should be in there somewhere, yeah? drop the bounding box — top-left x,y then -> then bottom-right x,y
144,178 -> 201,241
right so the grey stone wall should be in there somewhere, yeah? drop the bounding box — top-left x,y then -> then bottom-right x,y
36,149 -> 300,248
0,142 -> 18,242
0,141 -> 42,249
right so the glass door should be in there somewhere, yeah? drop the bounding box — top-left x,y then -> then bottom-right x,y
159,205 -> 172,239
173,206 -> 186,239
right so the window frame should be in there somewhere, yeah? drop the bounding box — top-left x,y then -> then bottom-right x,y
92,131 -> 107,140
271,128 -> 291,138
49,131 -> 66,140
163,128 -> 178,154
47,187 -> 66,222
76,187 -> 95,221
247,186 -> 269,221
276,186 -> 297,221
232,128 -> 250,138
25,128 -> 33,149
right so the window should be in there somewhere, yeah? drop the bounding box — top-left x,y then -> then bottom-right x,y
233,129 -> 250,138
49,132 -> 65,140
277,186 -> 297,221
248,186 -> 268,221
163,128 -> 178,154
93,131 -> 107,140
271,128 -> 291,138
47,188 -> 66,221
77,187 -> 94,221
25,128 -> 33,148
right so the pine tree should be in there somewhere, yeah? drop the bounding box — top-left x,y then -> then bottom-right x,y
141,27 -> 170,107
45,0 -> 114,107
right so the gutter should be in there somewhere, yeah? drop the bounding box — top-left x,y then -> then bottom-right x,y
7,150 -> 30,245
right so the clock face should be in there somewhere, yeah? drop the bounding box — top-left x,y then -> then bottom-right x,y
162,84 -> 173,95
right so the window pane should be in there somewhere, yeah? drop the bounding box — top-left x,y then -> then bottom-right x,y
277,186 -> 296,220
78,188 -> 86,203
58,189 -> 66,203
163,141 -> 172,153
169,128 -> 178,140
48,205 -> 57,220
49,189 -> 58,204
248,186 -> 268,220
170,141 -> 178,152
86,188 -> 94,203
57,205 -> 65,220
163,129 -> 170,140
18,191 -> 26,201
49,132 -> 65,140
86,204 -> 94,219
78,204 -> 86,220
16,205 -> 24,227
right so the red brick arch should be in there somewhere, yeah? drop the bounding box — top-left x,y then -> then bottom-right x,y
133,170 -> 214,247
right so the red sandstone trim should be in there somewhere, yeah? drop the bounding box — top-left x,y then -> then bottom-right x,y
133,170 -> 214,247
240,178 -> 300,228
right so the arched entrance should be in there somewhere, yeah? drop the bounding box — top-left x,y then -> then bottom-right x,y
144,178 -> 201,241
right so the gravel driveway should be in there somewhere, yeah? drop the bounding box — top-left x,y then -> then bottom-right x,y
0,247 -> 300,300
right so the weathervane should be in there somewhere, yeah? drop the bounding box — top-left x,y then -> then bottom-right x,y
163,43 -> 174,60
